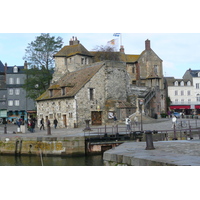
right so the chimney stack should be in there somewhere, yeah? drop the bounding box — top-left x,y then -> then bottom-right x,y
24,61 -> 27,69
69,36 -> 80,45
120,45 -> 125,53
145,39 -> 151,50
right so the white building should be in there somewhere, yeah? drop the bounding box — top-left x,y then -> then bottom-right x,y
166,68 -> 200,115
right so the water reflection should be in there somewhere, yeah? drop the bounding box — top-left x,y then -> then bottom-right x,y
0,155 -> 104,166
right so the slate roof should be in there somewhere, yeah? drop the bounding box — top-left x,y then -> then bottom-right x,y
6,66 -> 25,74
0,61 -> 5,73
36,62 -> 104,101
188,70 -> 200,77
54,43 -> 93,58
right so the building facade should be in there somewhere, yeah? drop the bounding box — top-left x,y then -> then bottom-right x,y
36,37 -> 166,128
0,61 -> 36,124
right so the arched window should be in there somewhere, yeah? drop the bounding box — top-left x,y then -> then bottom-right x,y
13,66 -> 18,73
174,81 -> 178,86
180,81 -> 184,86
187,81 -> 191,86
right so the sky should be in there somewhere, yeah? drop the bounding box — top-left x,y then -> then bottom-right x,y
0,32 -> 200,79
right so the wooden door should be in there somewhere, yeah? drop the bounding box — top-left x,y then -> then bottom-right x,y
63,114 -> 67,127
91,111 -> 102,125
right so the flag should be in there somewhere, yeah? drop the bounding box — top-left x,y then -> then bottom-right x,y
107,39 -> 116,45
113,33 -> 120,37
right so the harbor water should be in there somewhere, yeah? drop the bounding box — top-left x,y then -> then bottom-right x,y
0,154 -> 104,166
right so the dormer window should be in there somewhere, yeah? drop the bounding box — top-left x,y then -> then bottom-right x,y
174,81 -> 178,86
180,81 -> 184,86
187,81 -> 191,86
198,72 -> 200,77
13,66 -> 18,73
61,87 -> 66,96
49,89 -> 53,97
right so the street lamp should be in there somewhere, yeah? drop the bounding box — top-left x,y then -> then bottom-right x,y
139,99 -> 144,131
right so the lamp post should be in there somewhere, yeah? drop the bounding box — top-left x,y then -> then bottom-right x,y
139,99 -> 144,131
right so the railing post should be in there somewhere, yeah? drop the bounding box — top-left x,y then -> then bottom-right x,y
145,131 -> 155,150
173,124 -> 177,140
189,125 -> 193,139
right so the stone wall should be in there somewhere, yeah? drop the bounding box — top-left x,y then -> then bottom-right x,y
0,136 -> 85,156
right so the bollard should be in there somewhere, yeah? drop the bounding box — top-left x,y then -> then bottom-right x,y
4,124 -> 7,134
47,125 -> 51,135
145,130 -> 155,150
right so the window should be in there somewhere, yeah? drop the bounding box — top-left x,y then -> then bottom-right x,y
9,77 -> 14,84
13,66 -> 18,73
196,83 -> 199,89
14,100 -> 19,106
132,67 -> 135,73
175,90 -> 178,95
8,100 -> 13,106
15,88 -> 20,95
175,99 -> 178,103
181,91 -> 184,96
61,87 -> 65,96
89,88 -> 94,101
187,81 -> 191,86
180,81 -> 184,86
49,90 -> 53,97
181,99 -> 184,104
9,88 -> 13,95
174,81 -> 178,86
154,65 -> 158,75
16,77 -> 20,84
187,90 -> 191,96
188,99 -> 191,103
198,72 -> 200,77
197,94 -> 200,101
81,57 -> 84,65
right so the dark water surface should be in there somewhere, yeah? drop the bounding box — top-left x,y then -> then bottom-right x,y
0,154 -> 104,166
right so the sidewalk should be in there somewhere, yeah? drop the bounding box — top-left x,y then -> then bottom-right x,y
0,117 -> 197,137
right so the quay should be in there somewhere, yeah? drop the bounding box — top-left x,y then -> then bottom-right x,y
0,117 -> 200,166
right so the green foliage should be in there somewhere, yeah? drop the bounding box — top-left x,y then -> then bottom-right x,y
23,33 -> 63,70
22,66 -> 53,100
166,96 -> 172,109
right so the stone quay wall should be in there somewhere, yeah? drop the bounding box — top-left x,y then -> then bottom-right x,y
0,136 -> 85,156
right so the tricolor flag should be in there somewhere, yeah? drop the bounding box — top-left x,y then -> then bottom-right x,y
107,39 -> 118,46
113,33 -> 120,37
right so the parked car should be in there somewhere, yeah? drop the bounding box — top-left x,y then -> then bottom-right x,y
173,112 -> 181,118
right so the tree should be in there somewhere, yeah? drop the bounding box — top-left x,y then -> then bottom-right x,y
92,45 -> 121,62
23,66 -> 53,100
22,33 -> 63,100
23,33 -> 63,70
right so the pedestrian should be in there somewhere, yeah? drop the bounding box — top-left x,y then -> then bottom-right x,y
171,115 -> 177,128
53,118 -> 58,129
40,118 -> 45,130
30,120 -> 35,133
113,114 -> 117,126
134,116 -> 138,126
125,116 -> 131,131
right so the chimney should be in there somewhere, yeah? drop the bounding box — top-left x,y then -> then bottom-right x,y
24,61 -> 27,69
120,45 -> 125,53
69,36 -> 80,45
145,39 -> 151,50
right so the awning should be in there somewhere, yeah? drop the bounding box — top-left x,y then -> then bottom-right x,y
195,105 -> 200,109
170,105 -> 190,109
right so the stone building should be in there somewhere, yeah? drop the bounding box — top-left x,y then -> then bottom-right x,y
36,37 -> 166,128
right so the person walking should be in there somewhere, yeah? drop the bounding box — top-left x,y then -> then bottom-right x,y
53,118 -> 58,129
125,116 -> 131,131
172,115 -> 177,128
40,118 -> 45,130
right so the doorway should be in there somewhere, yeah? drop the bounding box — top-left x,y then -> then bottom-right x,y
63,114 -> 67,127
91,111 -> 102,125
